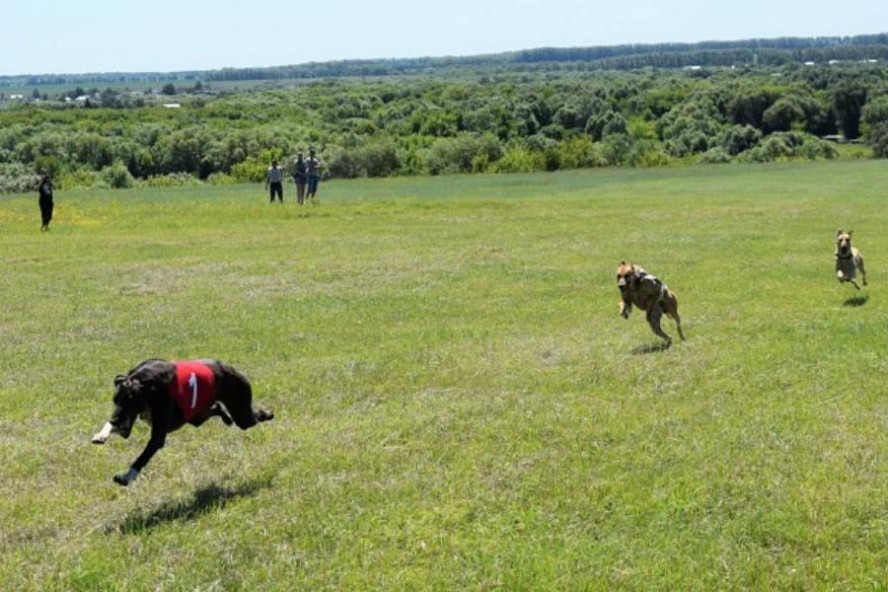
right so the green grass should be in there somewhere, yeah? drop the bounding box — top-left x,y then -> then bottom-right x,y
3,160 -> 888,589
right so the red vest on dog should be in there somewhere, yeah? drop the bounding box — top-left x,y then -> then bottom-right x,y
170,361 -> 216,423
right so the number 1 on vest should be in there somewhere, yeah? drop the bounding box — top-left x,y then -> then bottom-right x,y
188,372 -> 198,409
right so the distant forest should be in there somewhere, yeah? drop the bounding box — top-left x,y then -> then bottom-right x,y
3,34 -> 888,86
2,34 -> 888,192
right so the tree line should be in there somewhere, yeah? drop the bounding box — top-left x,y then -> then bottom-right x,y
1,62 -> 887,193
3,34 -> 887,88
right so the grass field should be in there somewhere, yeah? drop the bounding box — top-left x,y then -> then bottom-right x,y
3,160 -> 888,589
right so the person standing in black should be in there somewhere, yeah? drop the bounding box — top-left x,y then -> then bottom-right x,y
37,175 -> 54,231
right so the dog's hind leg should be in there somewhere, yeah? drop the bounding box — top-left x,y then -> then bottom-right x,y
190,402 -> 234,427
215,403 -> 234,426
217,373 -> 274,430
662,292 -> 685,341
646,306 -> 672,343
671,311 -> 686,341
859,256 -> 867,286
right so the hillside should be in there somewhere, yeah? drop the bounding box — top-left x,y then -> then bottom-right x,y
2,33 -> 887,87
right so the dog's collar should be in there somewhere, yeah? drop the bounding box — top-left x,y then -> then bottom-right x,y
836,253 -> 854,260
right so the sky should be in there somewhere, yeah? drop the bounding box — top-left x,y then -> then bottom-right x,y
2,0 -> 887,76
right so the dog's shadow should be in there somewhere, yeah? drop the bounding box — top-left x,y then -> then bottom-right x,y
631,341 -> 672,355
107,475 -> 273,535
843,295 -> 869,307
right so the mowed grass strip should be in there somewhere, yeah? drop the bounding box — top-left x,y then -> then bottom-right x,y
3,160 -> 888,589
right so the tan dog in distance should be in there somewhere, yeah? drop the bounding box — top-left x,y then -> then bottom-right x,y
616,262 -> 685,344
835,229 -> 867,290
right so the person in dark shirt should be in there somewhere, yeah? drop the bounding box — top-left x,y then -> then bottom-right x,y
37,175 -> 54,231
306,148 -> 322,201
293,151 -> 307,205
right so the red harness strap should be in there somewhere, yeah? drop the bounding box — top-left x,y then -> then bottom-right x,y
169,361 -> 216,423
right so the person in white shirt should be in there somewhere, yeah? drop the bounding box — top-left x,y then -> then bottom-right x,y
265,159 -> 284,203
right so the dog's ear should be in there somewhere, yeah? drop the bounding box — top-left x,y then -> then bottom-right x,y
620,260 -> 626,266
114,378 -> 144,405
836,229 -> 844,236
848,230 -> 853,236
114,376 -> 142,394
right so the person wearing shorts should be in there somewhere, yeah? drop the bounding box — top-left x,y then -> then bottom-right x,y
293,152 -> 307,205
306,148 -> 322,200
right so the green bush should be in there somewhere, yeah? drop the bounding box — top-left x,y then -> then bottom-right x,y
327,148 -> 363,179
229,158 -> 268,183
0,163 -> 38,193
139,173 -> 203,188
698,147 -> 733,164
796,137 -> 838,160
360,139 -> 402,177
718,125 -> 762,155
626,140 -> 671,167
491,147 -> 545,174
58,168 -> 100,189
206,172 -> 236,186
736,131 -> 834,163
869,122 -> 888,158
585,110 -> 627,142
99,162 -> 136,189
423,135 -> 504,175
34,155 -> 64,179
601,134 -> 635,166
556,137 -> 607,169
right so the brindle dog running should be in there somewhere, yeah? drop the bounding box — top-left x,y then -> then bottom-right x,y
616,261 -> 685,344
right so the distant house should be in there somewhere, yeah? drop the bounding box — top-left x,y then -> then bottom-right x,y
804,61 -> 815,66
163,103 -> 181,109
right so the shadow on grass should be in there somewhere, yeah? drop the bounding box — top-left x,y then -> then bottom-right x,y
631,341 -> 672,355
107,474 -> 273,535
843,295 -> 869,307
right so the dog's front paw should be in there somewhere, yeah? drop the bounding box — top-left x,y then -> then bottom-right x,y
92,422 -> 114,444
113,468 -> 139,486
